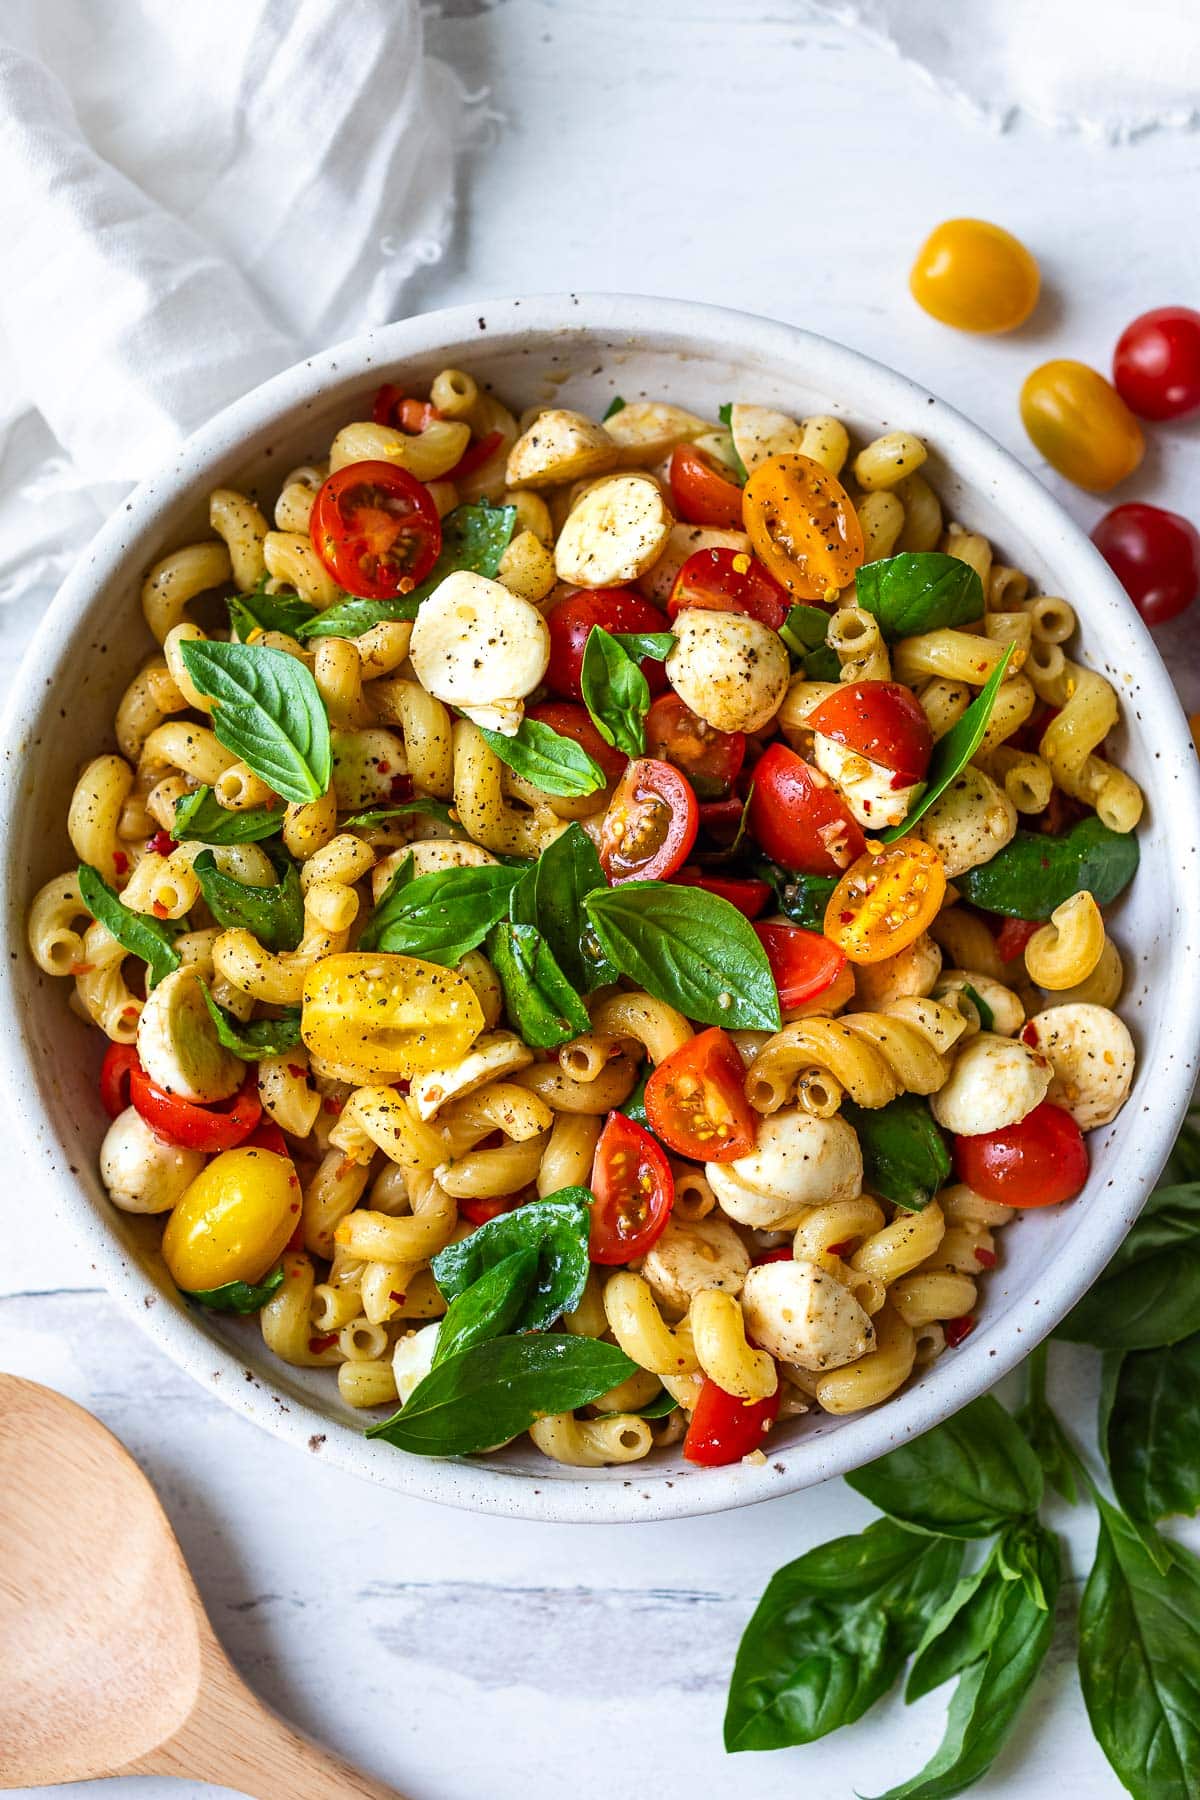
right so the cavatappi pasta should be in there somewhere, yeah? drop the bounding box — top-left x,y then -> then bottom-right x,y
33,371 -> 1142,1472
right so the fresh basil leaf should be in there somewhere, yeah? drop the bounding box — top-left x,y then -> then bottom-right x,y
717,403 -> 749,483
360,858 -> 523,962
340,798 -> 459,832
487,921 -> 591,1049
958,982 -> 994,1032
367,1334 -> 636,1456
882,646 -> 1013,840
628,1387 -> 679,1419
779,603 -> 830,658
602,395 -> 626,420
904,1524 -> 1048,1706
192,848 -> 303,952
1014,1344 -> 1080,1507
847,1395 -> 1043,1538
228,586 -> 319,641
432,1190 -> 593,1332
184,1264 -> 285,1314
725,1519 -> 964,1752
856,552 -> 985,642
755,862 -> 838,931
298,502 -> 517,640
869,1524 -> 1060,1800
479,717 -> 605,799
432,1248 -> 539,1367
804,643 -> 842,681
1057,1183 -> 1200,1351
585,882 -> 782,1031
1101,1333 -> 1200,1522
1078,1497 -> 1200,1800
179,640 -> 331,804
957,815 -> 1139,920
612,630 -> 675,661
843,1095 -> 950,1213
77,863 -> 181,989
580,625 -> 650,758
509,822 -> 616,992
198,985 -> 302,1061
171,785 -> 283,845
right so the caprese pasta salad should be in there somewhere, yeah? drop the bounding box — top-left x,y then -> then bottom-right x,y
29,369 -> 1142,1468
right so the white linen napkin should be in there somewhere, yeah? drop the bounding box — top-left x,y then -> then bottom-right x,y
0,0 -> 480,608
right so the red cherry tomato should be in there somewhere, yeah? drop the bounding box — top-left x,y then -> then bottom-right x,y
675,868 -> 771,918
370,385 -> 440,433
944,1315 -> 976,1348
446,429 -> 504,481
528,701 -> 627,786
99,1042 -> 139,1119
683,1376 -> 782,1466
598,758 -> 698,884
645,692 -> 745,799
749,742 -> 867,875
129,1065 -> 262,1154
1091,502 -> 1200,628
668,445 -> 745,529
753,922 -> 846,1011
1113,306 -> 1200,421
807,681 -> 933,785
545,589 -> 670,702
311,461 -> 442,599
953,1100 -> 1088,1208
644,1027 -> 758,1163
697,795 -> 747,840
994,917 -> 1039,962
460,1191 -> 530,1227
668,547 -> 789,631
753,1245 -> 794,1266
589,1112 -> 675,1263
245,1119 -> 291,1158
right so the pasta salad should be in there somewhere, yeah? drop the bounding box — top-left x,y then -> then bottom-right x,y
29,370 -> 1143,1469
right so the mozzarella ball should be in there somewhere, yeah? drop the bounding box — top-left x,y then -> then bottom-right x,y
707,1110 -> 863,1231
604,401 -> 710,467
666,607 -> 790,735
640,1215 -> 751,1316
930,1031 -> 1052,1136
410,1030 -> 533,1120
408,572 -> 549,735
729,403 -> 807,472
136,966 -> 242,1104
553,474 -> 674,588
505,409 -> 618,488
813,733 -> 921,831
100,1106 -> 206,1214
854,933 -> 942,1010
916,763 -> 1016,879
1022,1003 -> 1135,1129
741,1258 -> 875,1372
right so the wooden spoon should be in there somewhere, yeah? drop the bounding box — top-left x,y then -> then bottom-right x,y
0,1373 -> 401,1796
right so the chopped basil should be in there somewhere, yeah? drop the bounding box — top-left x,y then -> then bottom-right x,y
855,551 -> 985,642
487,920 -> 591,1049
184,1264 -> 286,1314
883,645 -> 1013,840
957,815 -> 1139,920
508,823 -> 616,992
171,785 -> 283,845
359,856 -> 523,963
432,1191 -> 593,1332
199,985 -> 303,1061
228,584 -> 319,641
580,624 -> 650,758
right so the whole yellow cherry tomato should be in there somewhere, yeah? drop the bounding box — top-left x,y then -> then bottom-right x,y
301,952 -> 484,1080
824,838 -> 946,965
743,452 -> 864,601
162,1147 -> 298,1292
1020,360 -> 1144,494
909,219 -> 1040,334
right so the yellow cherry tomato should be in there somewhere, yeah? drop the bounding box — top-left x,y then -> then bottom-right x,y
301,952 -> 484,1081
909,219 -> 1040,334
1020,360 -> 1144,494
162,1147 -> 298,1292
743,452 -> 865,601
824,838 -> 946,965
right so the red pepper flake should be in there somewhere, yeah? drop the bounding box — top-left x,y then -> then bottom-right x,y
308,1333 -> 338,1354
390,1291 -> 407,1304
1021,1023 -> 1039,1047
944,1315 -> 976,1348
287,1064 -> 306,1080
112,850 -> 129,876
388,774 -> 414,803
376,760 -> 391,774
322,1096 -> 344,1115
752,1245 -> 793,1265
70,961 -> 95,977
975,1247 -> 997,1268
288,1175 -> 299,1189
148,830 -> 174,856
827,1239 -> 855,1259
121,1005 -> 140,1020
839,910 -> 854,924
286,1220 -> 305,1252
151,901 -> 169,920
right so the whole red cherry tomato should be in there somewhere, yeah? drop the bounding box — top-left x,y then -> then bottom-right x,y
675,869 -> 771,919
644,1027 -> 758,1162
683,1376 -> 782,1466
1091,502 -> 1200,627
953,1100 -> 1088,1208
753,923 -> 846,1011
598,758 -> 698,883
668,445 -> 745,529
807,681 -> 933,785
545,589 -> 670,702
668,547 -> 789,630
645,692 -> 745,799
1113,306 -> 1200,421
589,1112 -> 675,1263
749,743 -> 866,875
311,461 -> 442,598
528,701 -> 627,786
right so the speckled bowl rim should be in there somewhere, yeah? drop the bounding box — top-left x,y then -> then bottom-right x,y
3,294 -> 1198,1523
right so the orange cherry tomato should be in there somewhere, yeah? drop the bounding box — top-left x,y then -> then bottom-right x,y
909,219 -> 1040,335
644,1027 -> 758,1163
743,453 -> 864,601
1019,361 -> 1144,494
824,837 -> 946,964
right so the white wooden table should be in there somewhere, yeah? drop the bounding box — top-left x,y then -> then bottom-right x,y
4,4 -> 1199,1795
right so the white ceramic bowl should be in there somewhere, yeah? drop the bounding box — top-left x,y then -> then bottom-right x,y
4,295 -> 1198,1522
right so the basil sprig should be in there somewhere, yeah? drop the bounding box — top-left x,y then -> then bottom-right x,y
184,1264 -> 285,1314
1101,1332 -> 1200,1523
199,985 -> 302,1061
77,863 -> 181,989
487,920 -> 591,1049
179,640 -> 331,805
432,1191 -> 593,1333
172,785 -> 283,846
228,584 -> 319,641
508,822 -> 615,992
359,855 -> 523,962
856,551 -> 985,641
882,645 -> 1013,840
842,1094 -> 950,1214
192,848 -> 303,952
479,716 -> 606,798
585,882 -> 781,1031
957,815 -> 1139,920
581,625 -> 651,758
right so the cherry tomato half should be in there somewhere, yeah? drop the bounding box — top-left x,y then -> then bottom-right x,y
100,1042 -> 138,1119
994,917 -> 1039,963
807,680 -> 933,785
749,743 -> 866,876
311,461 -> 442,598
675,869 -> 771,919
953,1100 -> 1088,1208
824,838 -> 946,965
683,1375 -> 782,1466
668,547 -> 789,630
909,219 -> 1040,335
460,1190 -> 531,1227
1113,306 -> 1200,422
1091,502 -> 1200,628
598,758 -> 698,884
589,1112 -> 675,1263
528,701 -> 628,786
743,453 -> 864,601
753,923 -> 846,1012
129,1065 -> 262,1153
645,692 -> 745,799
1019,361 -> 1144,495
668,445 -> 744,529
545,589 -> 670,702
644,1027 -> 758,1163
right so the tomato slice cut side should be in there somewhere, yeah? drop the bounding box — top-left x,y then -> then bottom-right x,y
753,922 -> 846,1011
668,547 -> 789,630
598,758 -> 698,884
749,743 -> 866,876
644,1027 -> 758,1163
807,681 -> 933,785
589,1112 -> 675,1263
644,693 -> 745,800
824,838 -> 946,964
743,452 -> 864,600
668,446 -> 745,529
311,460 -> 442,599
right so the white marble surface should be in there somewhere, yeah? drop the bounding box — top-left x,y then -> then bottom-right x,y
4,2 -> 1200,1795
